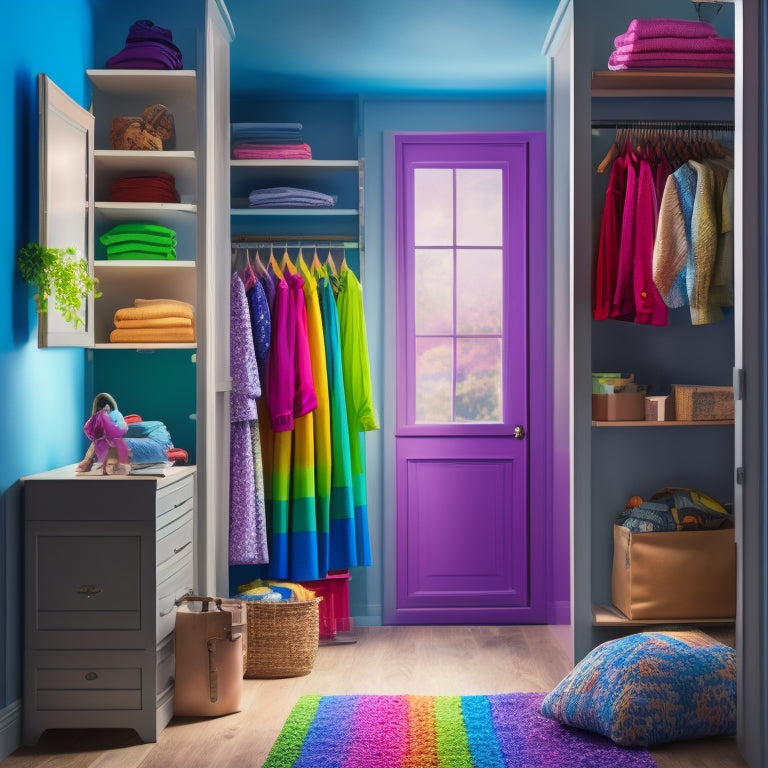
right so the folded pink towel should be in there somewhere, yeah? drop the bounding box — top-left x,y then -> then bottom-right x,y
617,18 -> 718,43
232,142 -> 312,160
608,50 -> 735,71
613,35 -> 734,55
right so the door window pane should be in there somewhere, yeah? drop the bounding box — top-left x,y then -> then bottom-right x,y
456,338 -> 502,422
415,248 -> 454,334
415,337 -> 453,423
456,248 -> 502,334
456,168 -> 502,246
409,159 -> 507,426
414,168 -> 454,246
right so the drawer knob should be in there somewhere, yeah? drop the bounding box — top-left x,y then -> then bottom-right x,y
76,585 -> 102,598
84,672 -> 98,681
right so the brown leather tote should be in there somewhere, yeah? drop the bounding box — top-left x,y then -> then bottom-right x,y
173,596 -> 244,717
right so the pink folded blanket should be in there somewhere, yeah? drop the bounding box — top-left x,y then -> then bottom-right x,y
608,50 -> 734,71
613,35 -> 734,55
232,142 -> 312,160
617,18 -> 719,43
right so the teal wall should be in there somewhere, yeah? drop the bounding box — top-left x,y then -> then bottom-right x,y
0,0 -> 94,715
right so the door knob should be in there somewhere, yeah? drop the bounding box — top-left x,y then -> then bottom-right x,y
514,425 -> 526,440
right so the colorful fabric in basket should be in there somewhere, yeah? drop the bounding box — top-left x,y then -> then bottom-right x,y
618,486 -> 732,532
236,578 -> 316,602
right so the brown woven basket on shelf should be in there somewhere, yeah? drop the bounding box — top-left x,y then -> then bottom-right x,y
671,384 -> 734,421
244,598 -> 321,679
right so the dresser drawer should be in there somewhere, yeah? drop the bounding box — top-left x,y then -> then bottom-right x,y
156,509 -> 193,571
33,533 -> 141,632
156,550 -> 194,643
35,665 -> 141,710
156,476 -> 194,525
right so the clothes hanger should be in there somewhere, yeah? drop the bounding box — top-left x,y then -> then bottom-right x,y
268,245 -> 284,279
239,248 -> 257,291
251,248 -> 271,280
280,245 -> 297,275
596,128 -> 622,174
326,247 -> 338,277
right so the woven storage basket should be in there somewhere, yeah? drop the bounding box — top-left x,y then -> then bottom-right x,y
244,598 -> 321,679
672,384 -> 734,421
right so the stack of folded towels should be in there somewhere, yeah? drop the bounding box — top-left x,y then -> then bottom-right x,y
106,19 -> 183,70
248,186 -> 337,209
608,18 -> 734,71
109,173 -> 180,203
231,122 -> 312,160
100,222 -> 177,260
110,298 -> 196,343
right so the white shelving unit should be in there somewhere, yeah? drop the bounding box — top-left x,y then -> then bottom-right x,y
87,69 -> 200,349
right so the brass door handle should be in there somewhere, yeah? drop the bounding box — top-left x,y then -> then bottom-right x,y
514,425 -> 526,440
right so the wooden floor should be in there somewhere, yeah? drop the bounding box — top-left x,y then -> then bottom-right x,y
1,625 -> 746,768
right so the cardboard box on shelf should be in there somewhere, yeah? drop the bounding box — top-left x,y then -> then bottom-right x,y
611,524 -> 736,620
592,392 -> 645,421
644,395 -> 668,421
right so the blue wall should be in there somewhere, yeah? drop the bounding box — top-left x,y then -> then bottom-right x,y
0,1 -> 94,721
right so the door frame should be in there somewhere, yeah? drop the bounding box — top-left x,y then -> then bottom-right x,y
382,130 -> 554,625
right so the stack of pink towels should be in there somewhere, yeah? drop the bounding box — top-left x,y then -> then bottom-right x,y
608,18 -> 734,71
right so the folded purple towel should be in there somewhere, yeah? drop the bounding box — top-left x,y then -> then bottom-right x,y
617,18 -> 719,43
125,19 -> 175,44
106,19 -> 183,70
613,35 -> 734,55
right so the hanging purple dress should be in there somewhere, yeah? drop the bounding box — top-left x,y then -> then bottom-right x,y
229,272 -> 268,565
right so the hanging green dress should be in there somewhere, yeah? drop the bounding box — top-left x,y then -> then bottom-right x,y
314,261 -> 357,568
336,264 -> 378,566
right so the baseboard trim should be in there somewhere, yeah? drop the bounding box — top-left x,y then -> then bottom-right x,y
0,700 -> 21,761
548,599 -> 570,626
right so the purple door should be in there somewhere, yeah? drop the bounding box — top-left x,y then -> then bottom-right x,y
391,132 -> 547,624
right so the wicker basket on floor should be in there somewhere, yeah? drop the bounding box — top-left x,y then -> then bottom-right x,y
244,598 -> 321,679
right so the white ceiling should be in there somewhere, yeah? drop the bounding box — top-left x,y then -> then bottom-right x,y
226,0 -> 562,99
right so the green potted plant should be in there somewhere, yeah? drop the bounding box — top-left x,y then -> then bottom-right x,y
17,242 -> 101,328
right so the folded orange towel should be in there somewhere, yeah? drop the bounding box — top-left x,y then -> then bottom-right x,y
134,297 -> 194,312
109,326 -> 196,343
114,316 -> 193,329
114,298 -> 194,323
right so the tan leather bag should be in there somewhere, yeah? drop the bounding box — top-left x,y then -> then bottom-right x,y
173,596 -> 244,717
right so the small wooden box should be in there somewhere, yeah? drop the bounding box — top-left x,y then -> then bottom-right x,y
672,385 -> 734,421
592,392 -> 645,421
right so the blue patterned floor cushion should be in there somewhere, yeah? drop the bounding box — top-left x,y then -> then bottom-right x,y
540,630 -> 736,747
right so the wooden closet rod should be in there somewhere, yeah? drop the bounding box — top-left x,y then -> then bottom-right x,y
592,119 -> 734,131
231,239 -> 359,250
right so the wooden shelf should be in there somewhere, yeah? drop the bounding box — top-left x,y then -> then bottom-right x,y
591,70 -> 734,98
593,603 -> 735,627
230,159 -> 358,169
593,419 -> 734,427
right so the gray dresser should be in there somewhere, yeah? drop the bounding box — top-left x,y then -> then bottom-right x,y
21,465 -> 196,744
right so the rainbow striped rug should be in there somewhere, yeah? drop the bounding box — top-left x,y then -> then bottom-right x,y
262,693 -> 657,768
